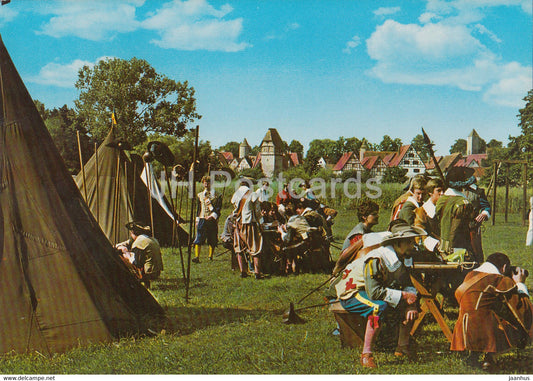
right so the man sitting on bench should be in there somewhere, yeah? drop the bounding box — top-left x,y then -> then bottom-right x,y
334,221 -> 426,368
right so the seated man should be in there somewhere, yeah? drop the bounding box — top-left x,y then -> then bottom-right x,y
342,199 -> 380,250
278,203 -> 313,274
117,221 -> 163,289
451,252 -> 533,370
334,221 -> 426,368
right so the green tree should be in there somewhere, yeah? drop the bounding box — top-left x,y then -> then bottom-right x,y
450,138 -> 467,154
382,166 -> 408,184
411,134 -> 432,163
288,139 -> 304,156
487,139 -> 502,150
513,89 -> 533,160
305,138 -> 339,174
379,135 -> 402,152
75,57 -> 200,147
219,141 -> 240,158
39,102 -> 93,174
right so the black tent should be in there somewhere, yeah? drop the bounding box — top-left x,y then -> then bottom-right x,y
0,35 -> 165,355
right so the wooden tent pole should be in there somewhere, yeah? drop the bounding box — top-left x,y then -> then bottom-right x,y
112,152 -> 121,245
505,163 -> 509,223
185,125 -> 199,303
146,162 -> 155,237
165,169 -> 186,282
95,142 -> 99,224
491,161 -> 498,226
77,131 -> 88,202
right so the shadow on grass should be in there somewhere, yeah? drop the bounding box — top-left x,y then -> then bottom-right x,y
161,305 -> 274,337
151,276 -> 209,292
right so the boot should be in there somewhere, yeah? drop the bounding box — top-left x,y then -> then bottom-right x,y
360,353 -> 377,368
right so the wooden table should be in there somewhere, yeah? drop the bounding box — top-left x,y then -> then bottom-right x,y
408,262 -> 475,342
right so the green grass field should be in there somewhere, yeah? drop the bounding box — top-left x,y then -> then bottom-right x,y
1,206 -> 532,375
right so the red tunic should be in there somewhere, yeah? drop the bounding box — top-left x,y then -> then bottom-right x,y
451,271 -> 533,353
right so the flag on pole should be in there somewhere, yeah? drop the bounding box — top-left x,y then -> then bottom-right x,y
111,112 -> 117,125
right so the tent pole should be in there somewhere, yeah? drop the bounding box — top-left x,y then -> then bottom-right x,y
165,168 -> 186,283
185,125 -> 199,303
112,152 -> 121,245
95,142 -> 99,224
146,162 -> 155,237
77,131 -> 88,202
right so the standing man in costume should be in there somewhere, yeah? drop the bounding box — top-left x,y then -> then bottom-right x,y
117,221 -> 163,289
397,176 -> 427,225
436,167 -> 478,263
414,177 -> 445,257
390,174 -> 427,222
192,176 -> 222,263
334,221 -> 426,368
451,252 -> 532,370
232,180 -> 264,279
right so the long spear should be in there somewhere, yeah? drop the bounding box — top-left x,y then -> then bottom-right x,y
422,127 -> 446,184
185,125 -> 199,303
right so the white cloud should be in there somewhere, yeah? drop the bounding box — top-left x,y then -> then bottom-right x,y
286,22 -> 300,31
37,0 -> 143,40
0,5 -> 18,27
142,0 -> 250,52
483,62 -> 531,107
473,24 -> 501,43
373,7 -> 400,17
29,57 -> 112,88
365,1 -> 532,108
343,35 -> 361,54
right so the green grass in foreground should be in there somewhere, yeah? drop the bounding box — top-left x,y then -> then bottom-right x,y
0,210 -> 532,374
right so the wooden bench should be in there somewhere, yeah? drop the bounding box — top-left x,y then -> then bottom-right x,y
329,301 -> 367,348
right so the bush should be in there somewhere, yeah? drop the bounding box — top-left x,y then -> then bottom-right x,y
239,166 -> 264,180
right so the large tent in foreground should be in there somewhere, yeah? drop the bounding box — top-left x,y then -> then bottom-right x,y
75,126 -> 189,247
0,35 -> 165,355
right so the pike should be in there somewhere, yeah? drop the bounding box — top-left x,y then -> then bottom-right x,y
422,127 -> 446,185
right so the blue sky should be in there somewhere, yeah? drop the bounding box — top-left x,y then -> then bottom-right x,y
0,0 -> 531,157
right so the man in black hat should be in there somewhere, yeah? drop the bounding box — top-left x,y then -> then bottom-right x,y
117,221 -> 163,289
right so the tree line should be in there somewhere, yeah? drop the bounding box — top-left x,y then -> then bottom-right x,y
35,55 -> 533,186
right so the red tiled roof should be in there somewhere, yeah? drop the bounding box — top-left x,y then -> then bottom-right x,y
382,152 -> 395,165
388,145 -> 411,167
333,152 -> 354,171
464,153 -> 488,166
425,156 -> 442,170
289,152 -> 300,166
252,152 -> 261,168
362,155 -> 379,170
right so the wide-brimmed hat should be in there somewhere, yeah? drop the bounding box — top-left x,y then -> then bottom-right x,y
381,221 -> 426,246
125,221 -> 151,235
446,166 -> 475,189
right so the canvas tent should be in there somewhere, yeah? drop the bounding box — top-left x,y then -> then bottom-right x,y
75,126 -> 189,247
0,35 -> 165,355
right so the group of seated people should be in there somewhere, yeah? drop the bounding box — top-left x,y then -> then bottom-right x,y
328,167 -> 532,371
220,180 -> 337,278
